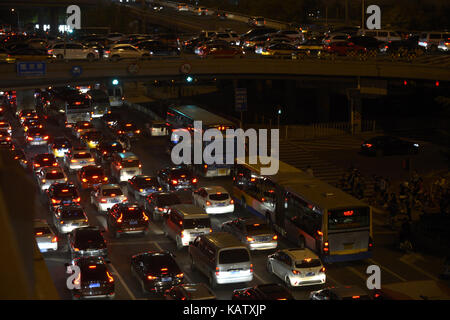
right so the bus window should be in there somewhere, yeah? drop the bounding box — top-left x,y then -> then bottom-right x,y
328,207 -> 370,230
285,193 -> 322,236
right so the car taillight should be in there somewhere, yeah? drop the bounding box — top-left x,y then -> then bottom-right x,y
147,275 -> 157,280
142,212 -> 149,221
292,270 -> 300,275
246,236 -> 255,242
70,159 -> 76,163
323,241 -> 329,254
82,178 -> 87,182
51,236 -> 57,243
320,267 -> 326,273
117,214 -> 123,223
230,199 -> 234,204
176,273 -> 183,278
51,199 -> 60,204
206,201 -> 211,206
74,247 -> 80,252
122,197 -> 128,203
364,143 -> 372,148
43,136 -> 49,140
215,267 -> 220,276
272,235 -> 278,240
100,198 -> 107,203
369,237 -> 374,250
171,179 -> 178,185
103,177 -> 108,181
107,271 -> 114,283
192,178 -> 198,184
158,207 -> 164,212
27,137 -> 33,141
74,197 -> 81,202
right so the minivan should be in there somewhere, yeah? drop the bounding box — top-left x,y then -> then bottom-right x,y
357,29 -> 401,42
189,232 -> 253,288
110,152 -> 142,182
418,31 -> 450,51
163,204 -> 211,249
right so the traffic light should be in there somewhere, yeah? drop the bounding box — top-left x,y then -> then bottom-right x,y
112,79 -> 119,86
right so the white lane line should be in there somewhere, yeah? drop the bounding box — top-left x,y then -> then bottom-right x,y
346,266 -> 368,282
367,258 -> 407,282
109,263 -> 136,300
399,255 -> 440,282
253,272 -> 265,284
325,273 -> 343,287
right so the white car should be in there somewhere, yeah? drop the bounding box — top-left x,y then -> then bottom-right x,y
36,166 -> 68,191
438,38 -> 450,52
64,149 -> 96,172
49,42 -> 99,61
0,120 -> 12,135
267,248 -> 326,288
34,219 -> 58,252
213,32 -> 240,45
53,205 -> 89,234
192,186 -> 234,214
103,44 -> 145,61
90,184 -> 127,213
322,32 -> 350,44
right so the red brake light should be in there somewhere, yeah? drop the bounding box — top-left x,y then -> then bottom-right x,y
344,210 -> 354,216
171,179 -> 178,185
51,236 -> 57,243
206,201 -> 211,206
272,235 -> 278,240
192,178 -> 198,183
107,271 -> 114,283
89,265 -> 97,269
147,275 -> 157,280
117,214 -> 123,223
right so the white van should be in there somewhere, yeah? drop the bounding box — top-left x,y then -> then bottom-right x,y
357,29 -> 401,42
189,232 -> 253,288
419,31 -> 450,51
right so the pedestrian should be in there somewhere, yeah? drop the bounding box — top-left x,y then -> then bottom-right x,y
306,165 -> 314,177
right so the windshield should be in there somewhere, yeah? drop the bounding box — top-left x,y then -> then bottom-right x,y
183,218 -> 210,229
295,259 -> 322,268
73,152 -> 92,159
209,193 -> 229,201
245,223 -> 272,234
170,170 -> 192,179
328,207 -> 370,230
45,171 -> 65,179
219,248 -> 250,264
61,208 -> 85,220
54,187 -> 78,198
81,264 -> 108,282
135,177 -> 158,188
34,227 -> 51,236
122,208 -> 144,220
102,188 -> 123,197
122,159 -> 140,168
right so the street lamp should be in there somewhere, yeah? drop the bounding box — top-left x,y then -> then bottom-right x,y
11,8 -> 20,31
277,107 -> 282,129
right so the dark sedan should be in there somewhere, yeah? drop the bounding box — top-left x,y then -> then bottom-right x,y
232,283 -> 295,300
68,226 -> 108,259
144,192 -> 184,221
361,135 -> 420,156
131,251 -> 184,294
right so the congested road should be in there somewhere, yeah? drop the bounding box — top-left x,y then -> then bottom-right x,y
4,94 -> 447,300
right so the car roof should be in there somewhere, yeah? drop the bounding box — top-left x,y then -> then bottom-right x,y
118,152 -> 138,160
171,204 -> 208,217
203,186 -> 228,194
282,248 -> 319,261
100,184 -> 121,190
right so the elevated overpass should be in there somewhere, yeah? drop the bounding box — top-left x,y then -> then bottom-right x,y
0,58 -> 448,90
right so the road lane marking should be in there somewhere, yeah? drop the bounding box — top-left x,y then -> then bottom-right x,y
367,258 -> 407,282
325,273 -> 343,287
109,263 -> 136,300
346,266 -> 368,282
399,254 -> 440,281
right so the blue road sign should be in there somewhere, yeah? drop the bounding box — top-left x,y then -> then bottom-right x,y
71,65 -> 83,77
235,88 -> 247,112
16,62 -> 46,76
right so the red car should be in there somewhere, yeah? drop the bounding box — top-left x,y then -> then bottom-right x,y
199,44 -> 245,58
323,41 -> 367,56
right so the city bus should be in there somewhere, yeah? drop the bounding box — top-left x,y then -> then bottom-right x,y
166,104 -> 236,177
232,157 -> 373,263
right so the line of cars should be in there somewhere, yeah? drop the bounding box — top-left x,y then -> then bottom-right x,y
2,88 -> 380,300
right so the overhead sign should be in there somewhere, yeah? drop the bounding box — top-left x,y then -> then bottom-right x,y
180,63 -> 191,74
235,88 -> 247,112
71,65 -> 82,77
16,62 -> 46,76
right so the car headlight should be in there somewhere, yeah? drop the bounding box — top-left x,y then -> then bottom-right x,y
413,143 -> 419,147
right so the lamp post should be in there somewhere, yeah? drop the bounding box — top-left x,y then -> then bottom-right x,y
11,8 -> 20,31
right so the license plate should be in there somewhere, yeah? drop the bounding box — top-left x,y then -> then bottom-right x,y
306,272 -> 315,277
89,283 -> 100,288
35,137 -> 42,141
216,202 -> 226,207
129,221 -> 138,225
161,277 -> 172,282
110,199 -> 119,203
80,161 -> 86,164
219,169 -> 227,175
127,133 -> 133,137
126,171 -> 135,175
230,270 -> 239,274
